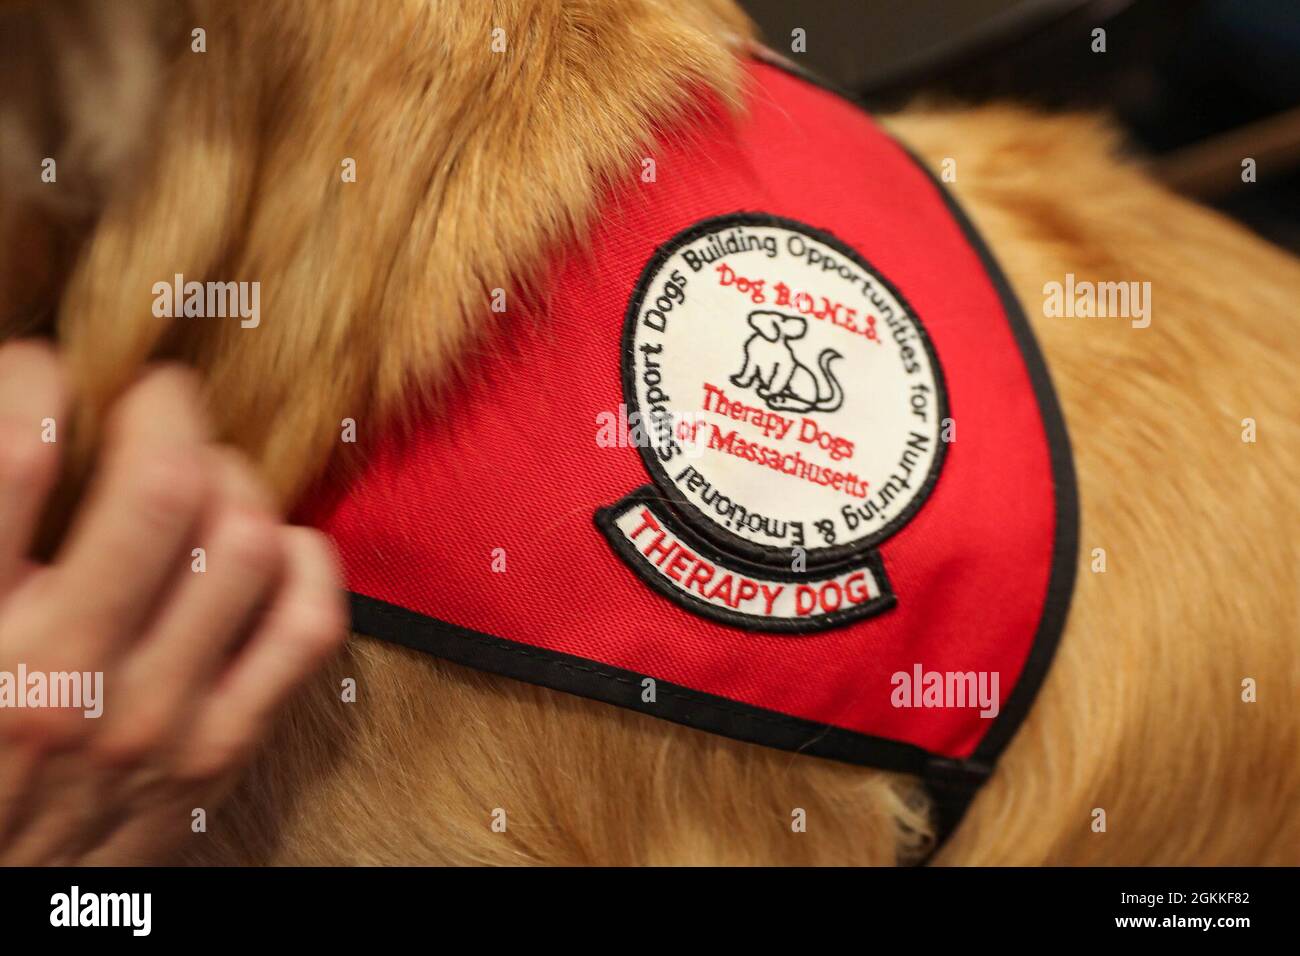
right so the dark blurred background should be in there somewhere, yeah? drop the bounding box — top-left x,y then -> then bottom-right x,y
739,0 -> 1300,253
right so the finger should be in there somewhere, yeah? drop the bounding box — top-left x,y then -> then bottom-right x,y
177,527 -> 346,780
52,366 -> 211,656
99,450 -> 285,762
0,340 -> 66,592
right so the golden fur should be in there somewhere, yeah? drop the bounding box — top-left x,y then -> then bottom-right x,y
1,0 -> 1296,864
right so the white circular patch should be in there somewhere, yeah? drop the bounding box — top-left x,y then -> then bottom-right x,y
622,214 -> 947,566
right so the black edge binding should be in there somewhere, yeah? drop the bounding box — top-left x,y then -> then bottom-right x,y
350,590 -> 933,777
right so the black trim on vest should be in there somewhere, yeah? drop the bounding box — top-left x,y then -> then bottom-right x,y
350,591 -> 934,777
343,55 -> 1079,865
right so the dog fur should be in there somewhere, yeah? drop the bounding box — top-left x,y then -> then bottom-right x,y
1,0 -> 1296,865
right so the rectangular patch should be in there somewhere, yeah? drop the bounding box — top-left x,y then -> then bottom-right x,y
596,490 -> 895,633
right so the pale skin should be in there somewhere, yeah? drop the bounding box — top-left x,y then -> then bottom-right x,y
0,340 -> 348,864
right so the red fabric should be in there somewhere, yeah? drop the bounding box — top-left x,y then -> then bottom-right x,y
301,61 -> 1056,761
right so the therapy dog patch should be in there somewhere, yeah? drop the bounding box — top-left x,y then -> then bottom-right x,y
301,57 -> 1078,847
597,214 -> 946,632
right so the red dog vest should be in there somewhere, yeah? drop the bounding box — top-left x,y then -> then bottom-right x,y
301,58 -> 1078,846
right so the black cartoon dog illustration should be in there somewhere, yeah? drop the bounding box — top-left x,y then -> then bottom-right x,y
730,310 -> 844,413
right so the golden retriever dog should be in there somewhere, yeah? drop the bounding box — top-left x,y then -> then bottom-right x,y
1,0 -> 1296,865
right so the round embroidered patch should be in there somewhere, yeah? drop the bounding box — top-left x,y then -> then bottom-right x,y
600,212 -> 949,631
